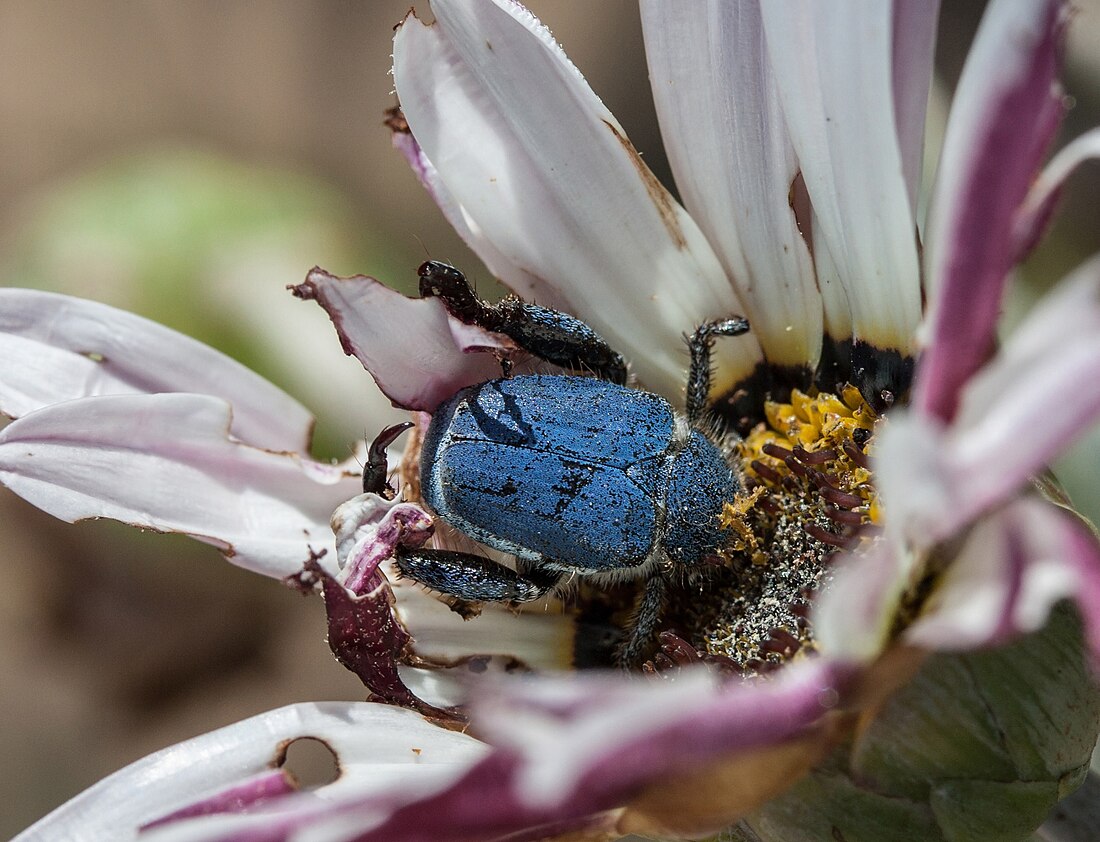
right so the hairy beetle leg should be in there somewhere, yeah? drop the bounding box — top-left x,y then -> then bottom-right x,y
418,260 -> 627,384
616,573 -> 669,668
685,317 -> 751,425
394,547 -> 561,604
363,421 -> 414,496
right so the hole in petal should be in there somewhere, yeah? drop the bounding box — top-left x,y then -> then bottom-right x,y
279,737 -> 340,790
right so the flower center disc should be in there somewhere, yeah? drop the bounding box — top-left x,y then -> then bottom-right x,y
658,386 -> 880,674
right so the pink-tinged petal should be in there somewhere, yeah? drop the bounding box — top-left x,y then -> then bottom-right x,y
947,259 -> 1100,519
1015,126 -> 1100,259
878,255 -> 1100,545
0,393 -> 357,578
0,288 -> 314,452
179,753 -> 617,842
342,660 -> 844,841
904,498 -> 1100,668
812,540 -> 913,663
16,702 -> 487,842
323,493 -> 573,714
141,772 -> 297,831
874,411 -> 959,547
292,269 -> 509,412
760,2 -> 922,355
393,0 -> 762,399
640,1 -> 822,371
308,558 -> 462,722
892,0 -> 942,214
126,666 -> 843,841
473,661 -> 843,811
915,0 -> 1069,422
316,494 -> 452,717
331,493 -> 435,595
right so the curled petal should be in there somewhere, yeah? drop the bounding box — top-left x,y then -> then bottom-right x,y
0,288 -> 314,452
905,498 -> 1100,668
323,494 -> 574,715
16,702 -> 487,841
1015,126 -> 1100,259
293,269 -> 510,412
640,0 -> 822,371
313,493 -> 446,716
331,493 -> 434,594
916,0 -> 1068,421
393,0 -> 761,399
333,493 -> 574,673
0,393 -> 356,577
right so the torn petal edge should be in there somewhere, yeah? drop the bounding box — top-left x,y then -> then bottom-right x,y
16,702 -> 487,842
393,0 -> 762,400
0,392 -> 354,578
0,287 -> 315,453
292,268 -> 510,413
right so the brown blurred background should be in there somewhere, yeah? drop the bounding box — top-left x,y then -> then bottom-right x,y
1,2 -> 1099,835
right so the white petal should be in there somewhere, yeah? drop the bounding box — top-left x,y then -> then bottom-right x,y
0,393 -> 358,578
812,206 -> 855,346
640,0 -> 822,369
388,567 -> 574,671
812,540 -> 912,663
393,0 -> 761,399
391,125 -> 568,314
0,288 -> 314,452
891,0 -> 942,214
16,702 -> 486,842
761,2 -> 922,352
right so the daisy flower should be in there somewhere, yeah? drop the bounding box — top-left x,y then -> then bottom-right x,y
6,1 -> 1100,840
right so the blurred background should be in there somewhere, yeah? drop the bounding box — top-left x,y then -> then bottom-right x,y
1,1 -> 1098,835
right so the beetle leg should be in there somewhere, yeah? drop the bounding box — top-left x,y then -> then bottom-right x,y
394,548 -> 561,604
418,260 -> 501,328
362,421 -> 414,496
685,317 -> 751,425
418,260 -> 627,384
616,573 -> 668,668
494,299 -> 628,384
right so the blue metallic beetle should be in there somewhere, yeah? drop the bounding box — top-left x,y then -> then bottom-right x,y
365,262 -> 750,665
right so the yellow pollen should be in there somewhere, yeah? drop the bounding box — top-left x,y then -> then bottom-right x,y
720,487 -> 767,563
736,387 -> 884,550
